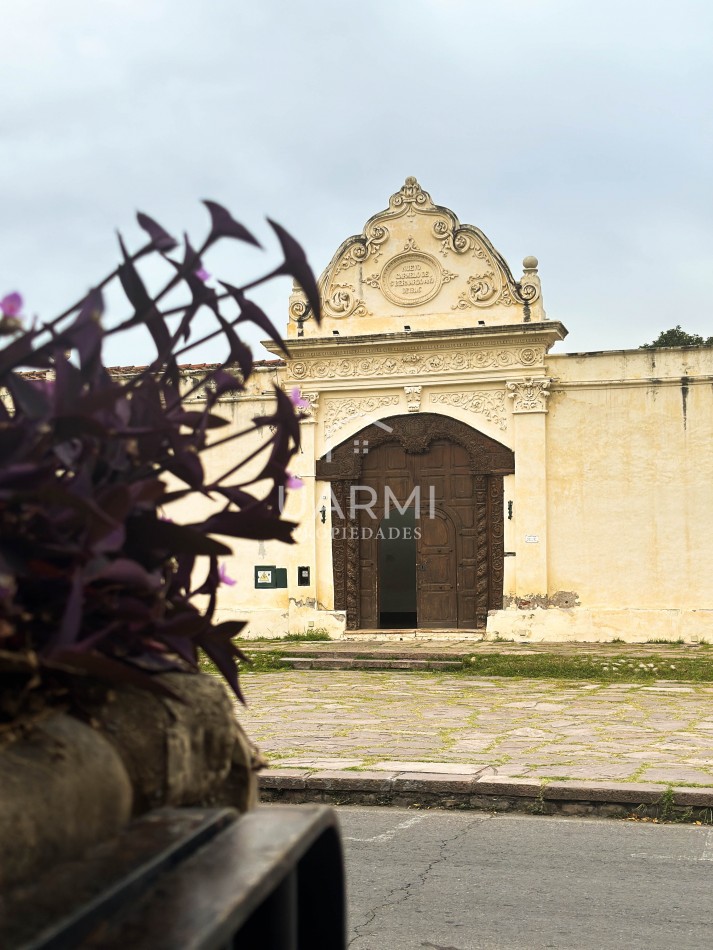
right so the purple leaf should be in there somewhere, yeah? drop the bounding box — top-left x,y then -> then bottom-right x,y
212,314 -> 253,380
136,211 -> 178,251
211,367 -> 246,397
45,571 -> 83,653
5,371 -> 52,419
129,516 -> 232,557
268,219 -> 322,323
49,651 -> 184,700
199,509 -> 298,544
203,200 -> 261,248
69,288 -> 104,370
211,485 -> 259,508
219,284 -> 290,357
176,409 -> 230,430
117,234 -> 171,355
198,629 -> 244,702
88,558 -> 162,590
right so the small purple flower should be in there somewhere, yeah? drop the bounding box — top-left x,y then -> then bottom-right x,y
1,292 -> 23,318
194,266 -> 211,282
289,387 -> 310,411
218,562 -> 236,587
285,472 -> 304,490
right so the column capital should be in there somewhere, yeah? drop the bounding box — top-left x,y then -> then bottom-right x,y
506,377 -> 551,414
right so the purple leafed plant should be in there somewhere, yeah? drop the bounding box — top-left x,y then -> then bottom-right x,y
0,203 -> 320,720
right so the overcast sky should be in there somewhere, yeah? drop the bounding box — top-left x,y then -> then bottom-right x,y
2,0 -> 712,365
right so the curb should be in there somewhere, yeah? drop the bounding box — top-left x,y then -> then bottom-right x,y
258,769 -> 713,822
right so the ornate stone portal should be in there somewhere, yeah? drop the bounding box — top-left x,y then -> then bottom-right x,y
262,177 -> 566,637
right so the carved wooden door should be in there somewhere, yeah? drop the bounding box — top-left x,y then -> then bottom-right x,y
316,413 -> 514,631
417,508 -> 458,627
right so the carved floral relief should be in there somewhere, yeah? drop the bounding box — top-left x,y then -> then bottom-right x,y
287,346 -> 545,381
429,390 -> 508,431
323,395 -> 400,438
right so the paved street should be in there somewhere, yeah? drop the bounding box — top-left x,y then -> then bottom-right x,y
337,806 -> 713,949
237,670 -> 713,786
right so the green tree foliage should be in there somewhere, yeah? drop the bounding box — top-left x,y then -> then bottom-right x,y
641,325 -> 713,348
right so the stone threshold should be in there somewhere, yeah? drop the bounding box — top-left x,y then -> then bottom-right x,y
345,630 -> 486,640
259,769 -> 713,823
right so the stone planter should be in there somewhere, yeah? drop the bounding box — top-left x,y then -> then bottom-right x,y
0,672 -> 260,891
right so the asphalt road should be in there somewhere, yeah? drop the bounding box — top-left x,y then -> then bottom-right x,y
338,807 -> 713,950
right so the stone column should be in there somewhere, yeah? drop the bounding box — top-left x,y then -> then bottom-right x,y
506,377 -> 550,599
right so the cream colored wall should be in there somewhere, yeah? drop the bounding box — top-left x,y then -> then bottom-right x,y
545,346 -> 713,610
490,345 -> 713,643
166,366 -> 295,638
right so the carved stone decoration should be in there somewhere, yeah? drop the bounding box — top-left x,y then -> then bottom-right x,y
519,256 -> 542,304
381,251 -> 443,308
429,390 -> 507,431
317,413 -> 515,481
506,377 -> 551,413
288,176 -> 532,331
323,395 -> 400,439
404,386 -> 422,412
299,391 -> 319,424
323,284 -> 369,320
320,414 -> 513,630
451,270 -> 500,310
287,346 -> 546,381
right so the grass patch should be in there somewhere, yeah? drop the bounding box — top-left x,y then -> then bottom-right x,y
201,647 -> 713,682
459,652 -> 713,683
198,650 -> 291,676
283,629 -> 331,642
235,629 -> 332,643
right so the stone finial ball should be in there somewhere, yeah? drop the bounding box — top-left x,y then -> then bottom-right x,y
522,256 -> 539,270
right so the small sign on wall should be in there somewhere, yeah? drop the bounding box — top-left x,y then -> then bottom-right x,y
525,535 -> 540,543
254,566 -> 288,589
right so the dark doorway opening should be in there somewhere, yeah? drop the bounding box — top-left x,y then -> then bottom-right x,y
378,508 -> 417,628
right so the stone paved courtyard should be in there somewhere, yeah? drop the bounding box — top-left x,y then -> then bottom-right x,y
235,671 -> 713,786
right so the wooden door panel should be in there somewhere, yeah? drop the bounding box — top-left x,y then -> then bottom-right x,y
359,554 -> 377,627
417,509 -> 457,628
420,475 -> 445,502
453,474 -> 472,498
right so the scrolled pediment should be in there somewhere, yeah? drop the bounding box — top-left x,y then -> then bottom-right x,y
288,177 -> 546,338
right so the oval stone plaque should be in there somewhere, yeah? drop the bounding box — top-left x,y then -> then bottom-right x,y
380,251 -> 443,307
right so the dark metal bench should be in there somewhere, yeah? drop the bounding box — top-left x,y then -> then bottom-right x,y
2,805 -> 346,949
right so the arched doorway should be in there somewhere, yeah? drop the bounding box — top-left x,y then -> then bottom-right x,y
316,414 -> 515,631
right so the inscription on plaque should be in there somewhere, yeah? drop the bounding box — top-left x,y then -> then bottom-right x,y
380,251 -> 443,307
